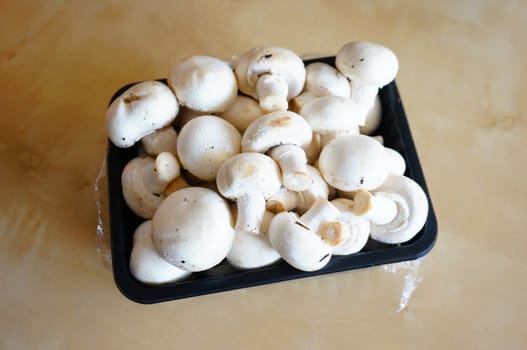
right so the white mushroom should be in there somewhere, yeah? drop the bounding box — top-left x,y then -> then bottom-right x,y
216,152 -> 282,235
242,111 -> 313,191
336,42 -> 398,124
234,46 -> 306,112
106,81 -> 179,148
140,125 -> 178,156
318,134 -> 389,191
226,210 -> 281,269
129,220 -> 192,284
304,62 -> 350,98
121,152 -> 181,219
385,147 -> 406,175
152,187 -> 235,272
359,95 -> 382,135
168,55 -> 237,112
266,186 -> 302,214
369,175 -> 429,244
268,197 -> 347,271
330,198 -> 370,255
218,95 -> 264,132
177,115 -> 241,181
299,95 -> 362,147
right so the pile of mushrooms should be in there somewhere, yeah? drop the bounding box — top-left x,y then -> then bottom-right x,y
106,41 -> 429,284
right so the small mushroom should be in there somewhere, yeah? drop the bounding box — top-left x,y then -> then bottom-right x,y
140,125 -> 178,156
218,95 -> 264,132
152,187 -> 235,272
168,55 -> 237,112
226,210 -> 281,269
234,46 -> 306,112
318,134 -> 389,191
129,220 -> 192,284
369,175 -> 429,244
330,198 -> 370,255
106,81 -> 179,148
385,147 -> 406,175
121,152 -> 181,219
242,111 -> 313,191
304,62 -> 351,98
177,115 -> 241,181
336,41 -> 398,124
216,152 -> 282,235
268,197 -> 347,271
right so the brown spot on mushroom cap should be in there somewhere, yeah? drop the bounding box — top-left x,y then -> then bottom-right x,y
266,200 -> 287,213
123,94 -> 142,104
241,164 -> 257,178
269,115 -> 291,128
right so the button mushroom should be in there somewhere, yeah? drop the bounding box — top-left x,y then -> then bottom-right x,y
330,198 -> 371,255
218,94 -> 264,133
268,197 -> 348,271
359,95 -> 382,135
318,134 -> 389,191
216,152 -> 282,235
177,115 -> 241,181
242,111 -> 313,191
130,220 -> 192,284
336,41 -> 398,124
304,62 -> 351,98
121,151 -> 181,219
234,46 -> 306,112
168,55 -> 238,113
152,187 -> 235,272
106,80 -> 179,148
140,125 -> 178,156
369,175 -> 429,244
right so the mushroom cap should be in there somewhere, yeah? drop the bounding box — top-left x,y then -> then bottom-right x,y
330,199 -> 370,255
369,175 -> 429,244
299,95 -> 362,135
216,152 -> 282,200
268,211 -> 332,272
106,81 -> 179,148
141,125 -> 178,156
129,220 -> 192,284
218,95 -> 263,132
168,55 -> 237,112
177,115 -> 241,181
121,156 -> 164,219
304,62 -> 351,98
234,46 -> 306,101
227,211 -> 280,269
336,42 -> 399,87
152,187 -> 235,272
359,94 -> 382,135
385,147 -> 406,176
241,111 -> 313,153
318,134 -> 389,191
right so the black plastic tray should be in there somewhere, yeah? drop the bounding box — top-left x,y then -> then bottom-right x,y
107,56 -> 437,304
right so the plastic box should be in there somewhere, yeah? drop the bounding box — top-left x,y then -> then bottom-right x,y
107,56 -> 438,304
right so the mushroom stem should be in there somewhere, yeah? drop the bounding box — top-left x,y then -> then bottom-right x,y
318,220 -> 350,247
256,73 -> 289,112
144,152 -> 180,194
300,196 -> 341,234
266,186 -> 302,213
366,193 -> 399,225
269,144 -> 312,192
349,82 -> 379,125
235,193 -> 266,234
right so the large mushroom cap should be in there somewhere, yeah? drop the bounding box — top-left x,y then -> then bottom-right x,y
318,134 -> 389,191
299,95 -> 362,134
336,41 -> 399,87
216,152 -> 281,200
304,62 -> 351,98
106,81 -> 179,148
152,187 -> 235,272
168,55 -> 237,112
241,111 -> 312,153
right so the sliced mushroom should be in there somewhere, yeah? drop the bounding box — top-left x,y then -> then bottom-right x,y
234,46 -> 306,112
216,152 -> 282,235
168,55 -> 237,112
318,134 -> 389,191
242,111 -> 313,191
121,152 -> 181,219
177,115 -> 241,181
130,220 -> 192,284
106,81 -> 179,148
336,41 -> 398,124
152,187 -> 235,272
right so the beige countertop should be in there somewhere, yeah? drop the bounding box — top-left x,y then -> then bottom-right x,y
1,1 -> 526,349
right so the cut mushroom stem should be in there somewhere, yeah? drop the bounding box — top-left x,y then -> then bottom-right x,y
300,196 -> 341,233
269,144 -> 312,192
256,73 -> 289,112
235,193 -> 266,234
144,152 -> 181,194
318,220 -> 350,247
266,186 -> 302,213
